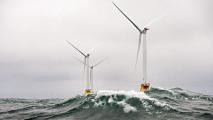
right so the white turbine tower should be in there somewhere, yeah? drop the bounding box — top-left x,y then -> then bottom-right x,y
113,2 -> 164,92
66,40 -> 93,94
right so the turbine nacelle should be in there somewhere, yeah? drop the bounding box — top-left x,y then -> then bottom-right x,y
86,54 -> 90,57
141,27 -> 149,34
144,27 -> 149,31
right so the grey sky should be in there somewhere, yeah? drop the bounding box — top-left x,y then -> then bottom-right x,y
0,0 -> 213,98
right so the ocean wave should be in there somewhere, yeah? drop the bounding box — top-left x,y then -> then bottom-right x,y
0,87 -> 213,120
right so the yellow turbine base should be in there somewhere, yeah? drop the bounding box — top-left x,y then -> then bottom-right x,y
84,89 -> 92,94
140,83 -> 150,92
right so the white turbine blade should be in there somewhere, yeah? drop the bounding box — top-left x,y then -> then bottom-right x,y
144,14 -> 166,28
90,69 -> 93,90
83,57 -> 86,78
88,47 -> 95,54
90,68 -> 92,90
88,43 -> 102,54
135,33 -> 142,69
72,56 -> 85,65
93,57 -> 107,68
72,56 -> 86,79
66,40 -> 86,57
113,2 -> 142,32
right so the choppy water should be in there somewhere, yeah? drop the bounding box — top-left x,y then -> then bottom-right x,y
0,87 -> 213,120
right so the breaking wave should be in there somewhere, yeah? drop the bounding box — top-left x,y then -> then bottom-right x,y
0,87 -> 213,120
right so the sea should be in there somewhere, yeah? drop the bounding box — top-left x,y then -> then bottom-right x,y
0,87 -> 213,120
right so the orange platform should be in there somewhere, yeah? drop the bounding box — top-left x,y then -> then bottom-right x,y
84,89 -> 92,94
140,83 -> 150,92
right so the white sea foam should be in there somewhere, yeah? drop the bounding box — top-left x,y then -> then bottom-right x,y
94,90 -> 173,113
117,101 -> 137,113
96,90 -> 151,100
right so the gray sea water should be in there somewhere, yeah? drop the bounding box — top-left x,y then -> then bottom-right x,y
0,87 -> 213,120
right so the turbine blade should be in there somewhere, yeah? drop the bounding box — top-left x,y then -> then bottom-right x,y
88,43 -> 102,55
135,33 -> 142,69
88,47 -> 95,54
66,40 -> 86,57
90,68 -> 92,89
72,56 -> 85,65
144,14 -> 166,28
72,56 -> 86,80
93,57 -> 107,68
113,2 -> 142,32
91,69 -> 93,90
83,57 -> 86,78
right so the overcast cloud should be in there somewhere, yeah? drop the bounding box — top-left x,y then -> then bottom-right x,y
0,0 -> 213,98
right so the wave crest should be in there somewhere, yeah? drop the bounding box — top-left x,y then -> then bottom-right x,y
53,90 -> 175,115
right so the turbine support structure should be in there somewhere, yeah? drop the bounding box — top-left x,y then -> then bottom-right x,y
112,2 -> 151,92
84,55 -> 93,94
140,29 -> 150,92
142,30 -> 147,83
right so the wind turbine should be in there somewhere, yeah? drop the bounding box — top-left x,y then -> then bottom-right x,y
66,40 -> 93,94
73,56 -> 107,93
113,2 -> 163,92
89,58 -> 107,91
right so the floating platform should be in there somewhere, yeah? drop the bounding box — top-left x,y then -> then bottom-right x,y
85,89 -> 92,94
140,83 -> 150,92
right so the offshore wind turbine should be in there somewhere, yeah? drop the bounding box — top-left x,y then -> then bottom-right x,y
113,2 -> 162,92
73,57 -> 107,93
66,40 -> 93,94
89,58 -> 107,91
